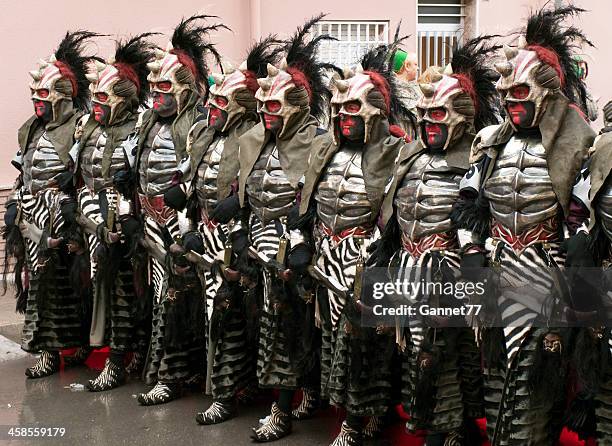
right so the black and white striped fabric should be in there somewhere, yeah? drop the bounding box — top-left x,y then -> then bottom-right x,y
199,222 -> 227,320
19,189 -> 68,271
77,187 -> 104,278
491,242 -> 564,367
313,231 -> 375,330
19,189 -> 84,353
25,351 -> 60,379
250,402 -> 292,442
86,358 -> 125,392
249,214 -> 302,389
143,216 -> 169,304
329,421 -> 362,446
390,249 -> 461,352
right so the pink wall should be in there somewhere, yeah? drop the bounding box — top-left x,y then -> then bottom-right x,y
0,0 -> 249,184
0,0 -> 609,186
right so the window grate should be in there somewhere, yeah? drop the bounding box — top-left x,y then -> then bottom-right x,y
313,21 -> 389,67
417,0 -> 464,71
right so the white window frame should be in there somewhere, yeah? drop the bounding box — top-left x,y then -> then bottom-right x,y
314,20 -> 390,67
417,1 -> 465,71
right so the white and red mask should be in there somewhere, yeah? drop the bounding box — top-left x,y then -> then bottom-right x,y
147,43 -> 197,116
86,60 -> 140,125
255,58 -> 310,138
207,61 -> 258,132
495,38 -> 562,129
329,65 -> 390,144
415,65 -> 476,151
29,54 -> 77,122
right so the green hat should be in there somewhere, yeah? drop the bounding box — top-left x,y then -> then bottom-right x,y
393,49 -> 408,73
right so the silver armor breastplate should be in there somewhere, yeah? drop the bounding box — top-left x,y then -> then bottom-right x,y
598,175 -> 612,241
80,127 -> 127,192
395,152 -> 462,240
246,143 -> 296,224
483,135 -> 559,234
195,136 -> 225,217
22,130 -> 68,195
314,147 -> 372,233
139,122 -> 177,197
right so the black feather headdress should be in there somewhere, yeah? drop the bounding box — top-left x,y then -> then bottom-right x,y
523,5 -> 594,113
281,13 -> 338,121
449,35 -> 502,131
54,30 -> 102,111
359,27 -> 413,126
170,14 -> 230,95
113,33 -> 159,105
246,35 -> 282,78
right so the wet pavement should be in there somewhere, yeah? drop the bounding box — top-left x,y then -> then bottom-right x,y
0,352 -> 346,446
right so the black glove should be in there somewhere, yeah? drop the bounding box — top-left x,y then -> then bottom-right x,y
113,169 -> 135,197
119,215 -> 142,238
210,195 -> 241,224
287,244 -> 312,272
183,231 -> 204,254
4,202 -> 17,226
460,251 -> 487,282
163,184 -> 187,211
230,228 -> 249,254
56,171 -> 74,193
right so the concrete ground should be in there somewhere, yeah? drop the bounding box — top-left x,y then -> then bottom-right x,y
0,352 -> 346,446
0,293 -> 408,446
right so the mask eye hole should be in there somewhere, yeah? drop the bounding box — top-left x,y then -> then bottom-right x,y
214,96 -> 228,107
344,101 -> 361,113
265,100 -> 281,113
94,92 -> 108,103
429,108 -> 447,121
36,89 -> 50,99
509,85 -> 530,100
156,81 -> 172,92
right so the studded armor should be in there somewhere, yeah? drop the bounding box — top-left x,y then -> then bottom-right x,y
195,136 -> 225,217
22,130 -> 69,195
246,142 -> 297,224
598,175 -> 612,241
483,135 -> 559,235
314,146 -> 372,233
80,126 -> 127,193
139,122 -> 177,197
395,152 -> 463,240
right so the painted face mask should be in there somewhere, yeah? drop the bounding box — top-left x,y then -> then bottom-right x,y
330,66 -> 391,144
147,42 -> 198,116
207,61 -> 259,132
87,59 -> 142,125
29,55 -> 77,123
255,59 -> 310,139
416,65 -> 477,151
495,39 -> 563,129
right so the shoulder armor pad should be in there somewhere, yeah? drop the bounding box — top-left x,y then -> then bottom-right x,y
121,133 -> 138,168
11,149 -> 23,171
470,124 -> 501,163
74,113 -> 90,140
